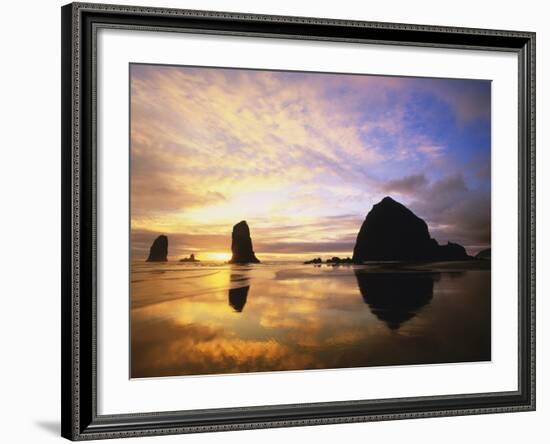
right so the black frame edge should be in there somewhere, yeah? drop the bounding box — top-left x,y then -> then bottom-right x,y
517,32 -> 536,412
61,3 -> 76,440
61,2 -> 536,440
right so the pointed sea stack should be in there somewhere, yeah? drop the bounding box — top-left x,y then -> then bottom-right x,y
229,221 -> 260,264
352,196 -> 470,263
146,235 -> 168,262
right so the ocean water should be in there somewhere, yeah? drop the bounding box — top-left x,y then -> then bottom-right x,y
130,261 -> 491,378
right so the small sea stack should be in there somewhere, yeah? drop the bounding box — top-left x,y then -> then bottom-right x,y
229,221 -> 260,264
146,235 -> 168,262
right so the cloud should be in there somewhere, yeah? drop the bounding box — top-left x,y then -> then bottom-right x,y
130,64 -> 491,257
371,172 -> 491,254
255,240 -> 356,255
438,80 -> 491,126
407,77 -> 491,126
405,174 -> 491,253
417,144 -> 446,159
132,215 -> 362,260
382,174 -> 428,195
132,229 -> 231,260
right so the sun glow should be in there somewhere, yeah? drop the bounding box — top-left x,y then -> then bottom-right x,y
130,65 -> 492,260
205,252 -> 231,262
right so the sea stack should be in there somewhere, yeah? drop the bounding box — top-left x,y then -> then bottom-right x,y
229,221 -> 260,264
146,235 -> 168,262
352,196 -> 470,263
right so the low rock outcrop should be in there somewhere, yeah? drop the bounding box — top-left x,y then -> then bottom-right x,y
179,253 -> 200,263
304,257 -> 322,264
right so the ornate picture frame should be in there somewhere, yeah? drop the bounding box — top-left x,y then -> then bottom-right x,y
61,2 -> 535,440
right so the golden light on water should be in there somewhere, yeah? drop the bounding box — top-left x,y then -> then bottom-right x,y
131,262 -> 492,377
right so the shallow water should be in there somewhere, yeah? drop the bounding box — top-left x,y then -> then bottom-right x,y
130,261 -> 490,378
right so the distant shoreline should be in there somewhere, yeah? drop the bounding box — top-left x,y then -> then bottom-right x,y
131,259 -> 490,271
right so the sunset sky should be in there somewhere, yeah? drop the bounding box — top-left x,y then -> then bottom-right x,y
130,64 -> 491,261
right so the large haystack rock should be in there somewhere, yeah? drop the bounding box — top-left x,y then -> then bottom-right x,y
352,197 -> 469,263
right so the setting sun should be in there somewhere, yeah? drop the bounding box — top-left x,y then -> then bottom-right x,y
204,252 -> 231,262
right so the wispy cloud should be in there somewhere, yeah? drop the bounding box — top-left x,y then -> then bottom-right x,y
131,65 -> 491,258
382,174 -> 428,195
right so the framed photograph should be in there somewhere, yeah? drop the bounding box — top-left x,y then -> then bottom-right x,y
61,2 -> 535,440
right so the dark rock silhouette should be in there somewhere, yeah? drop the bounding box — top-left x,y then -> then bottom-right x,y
352,196 -> 470,263
146,235 -> 168,262
436,242 -> 469,260
304,257 -> 322,264
304,257 -> 353,265
354,270 -> 436,330
327,256 -> 353,264
179,253 -> 200,263
475,248 -> 491,260
229,221 -> 260,264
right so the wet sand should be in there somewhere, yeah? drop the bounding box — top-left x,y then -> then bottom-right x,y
131,261 -> 491,378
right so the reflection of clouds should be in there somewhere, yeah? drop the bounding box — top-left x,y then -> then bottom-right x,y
131,321 -> 223,377
132,264 -> 491,377
131,312 -> 317,377
259,316 -> 305,330
193,338 -> 314,372
325,330 -> 367,346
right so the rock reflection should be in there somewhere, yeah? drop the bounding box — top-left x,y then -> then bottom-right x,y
131,261 -> 491,377
229,286 -> 249,312
228,268 -> 251,312
354,271 -> 437,330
